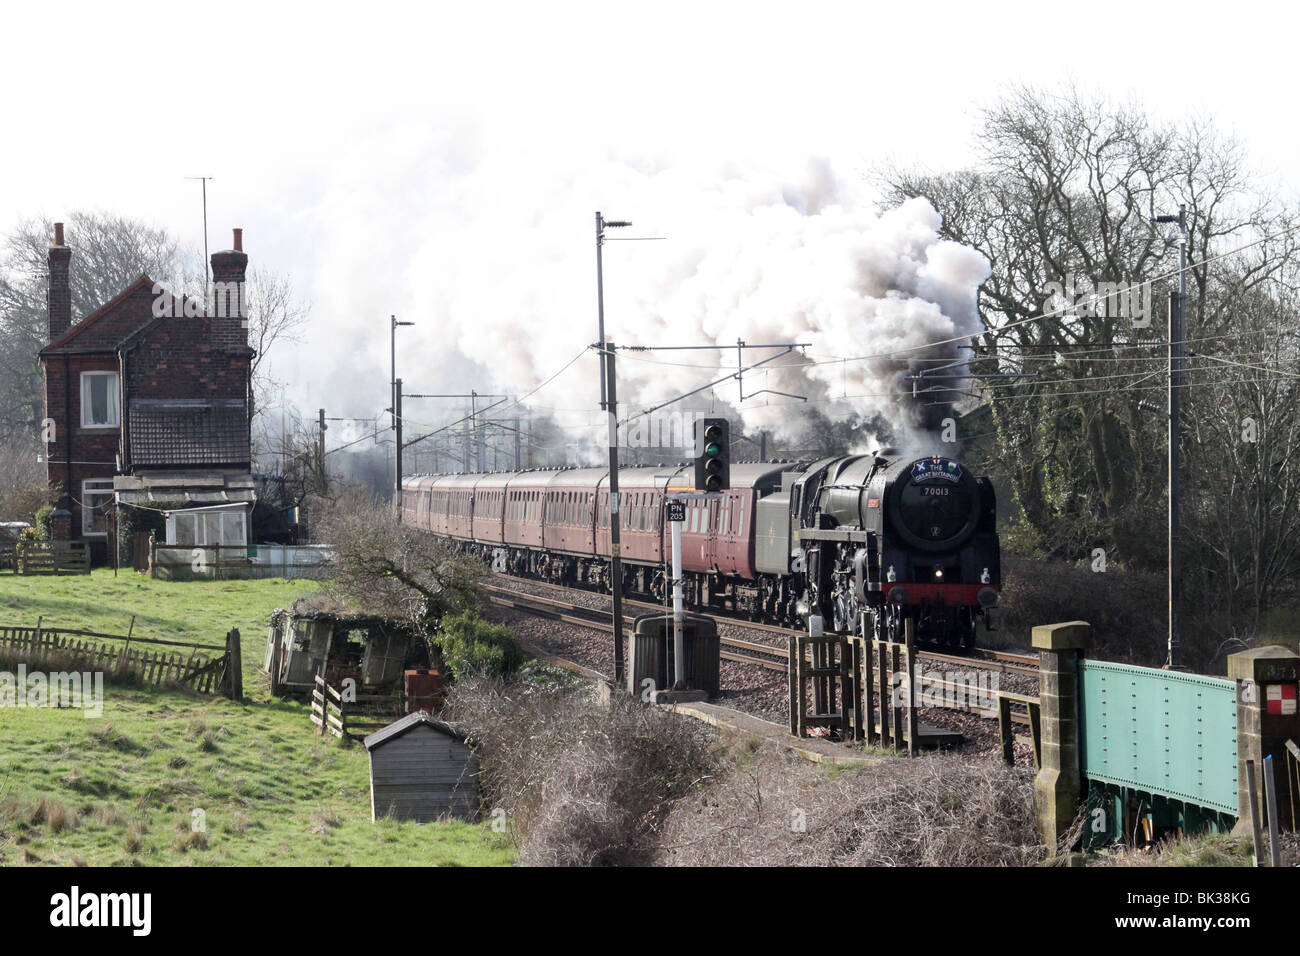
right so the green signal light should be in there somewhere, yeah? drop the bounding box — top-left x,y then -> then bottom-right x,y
705,442 -> 720,456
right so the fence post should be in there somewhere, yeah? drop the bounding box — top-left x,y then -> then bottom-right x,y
269,629 -> 283,698
998,695 -> 1014,766
1227,645 -> 1300,835
1032,620 -> 1091,855
225,628 -> 243,701
787,634 -> 798,736
904,618 -> 917,757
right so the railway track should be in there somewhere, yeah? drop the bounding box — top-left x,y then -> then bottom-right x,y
484,582 -> 788,672
483,575 -> 1037,678
485,578 -> 1037,729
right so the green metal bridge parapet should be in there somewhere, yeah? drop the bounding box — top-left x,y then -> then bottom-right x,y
1032,627 -> 1300,851
1078,659 -> 1238,815
1076,658 -> 1238,847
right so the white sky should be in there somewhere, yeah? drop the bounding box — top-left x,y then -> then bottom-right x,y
3,0 -> 1297,448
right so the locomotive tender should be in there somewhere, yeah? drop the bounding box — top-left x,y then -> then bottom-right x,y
401,450 -> 1000,648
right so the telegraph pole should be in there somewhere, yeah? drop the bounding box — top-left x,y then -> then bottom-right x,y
596,213 -> 632,684
390,315 -> 413,503
1155,205 -> 1188,669
318,408 -> 327,490
605,340 -> 625,684
394,379 -> 404,502
185,176 -> 213,286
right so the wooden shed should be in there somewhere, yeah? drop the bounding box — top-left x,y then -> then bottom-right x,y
363,712 -> 479,823
262,596 -> 427,697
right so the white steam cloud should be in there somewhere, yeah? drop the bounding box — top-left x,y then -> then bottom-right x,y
291,147 -> 990,462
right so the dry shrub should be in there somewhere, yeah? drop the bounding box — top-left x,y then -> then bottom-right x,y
30,797 -> 78,833
308,808 -> 343,835
171,830 -> 207,852
657,742 -> 1043,867
998,555 -> 1167,663
88,723 -> 145,754
92,804 -> 127,827
441,676 -> 717,866
443,673 -> 1044,867
1095,831 -> 1297,868
123,824 -> 145,854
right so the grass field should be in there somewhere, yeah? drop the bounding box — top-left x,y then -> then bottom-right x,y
0,570 -> 516,866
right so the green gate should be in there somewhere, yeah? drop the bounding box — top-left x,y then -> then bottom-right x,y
1079,660 -> 1238,844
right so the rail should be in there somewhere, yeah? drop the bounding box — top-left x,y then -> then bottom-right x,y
484,576 -> 1034,681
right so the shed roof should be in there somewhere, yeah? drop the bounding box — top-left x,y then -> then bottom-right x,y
284,594 -> 412,628
363,711 -> 468,750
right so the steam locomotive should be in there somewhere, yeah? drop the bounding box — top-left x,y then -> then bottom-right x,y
401,450 -> 1000,648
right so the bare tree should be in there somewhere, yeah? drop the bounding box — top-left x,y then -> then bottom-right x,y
0,433 -> 51,521
315,487 -> 486,625
0,211 -> 181,446
243,264 -> 310,434
882,86 -> 1300,568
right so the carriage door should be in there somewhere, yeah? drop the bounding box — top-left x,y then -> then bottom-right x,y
704,495 -> 720,572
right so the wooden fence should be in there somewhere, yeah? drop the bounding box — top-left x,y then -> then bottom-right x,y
0,620 -> 238,696
310,674 -> 404,742
14,540 -> 90,575
998,692 -> 1042,769
151,542 -> 334,581
788,616 -> 1042,759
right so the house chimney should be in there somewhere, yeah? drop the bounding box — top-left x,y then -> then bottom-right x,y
48,222 -> 72,342
210,227 -> 249,322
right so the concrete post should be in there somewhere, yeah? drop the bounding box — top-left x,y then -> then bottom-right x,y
1227,645 -> 1300,833
1032,621 -> 1091,854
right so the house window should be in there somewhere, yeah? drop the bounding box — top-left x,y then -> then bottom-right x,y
82,478 -> 115,536
167,509 -> 248,547
80,371 -> 121,428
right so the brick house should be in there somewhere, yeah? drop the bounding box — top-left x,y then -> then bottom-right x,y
39,223 -> 256,565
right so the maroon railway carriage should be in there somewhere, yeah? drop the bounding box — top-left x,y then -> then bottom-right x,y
401,462 -> 787,606
402,453 -> 1002,645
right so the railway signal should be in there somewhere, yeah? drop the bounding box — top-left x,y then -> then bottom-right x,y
694,417 -> 730,492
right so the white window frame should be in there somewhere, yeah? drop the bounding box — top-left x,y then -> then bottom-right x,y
82,478 -> 115,537
165,506 -> 249,548
79,371 -> 121,429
